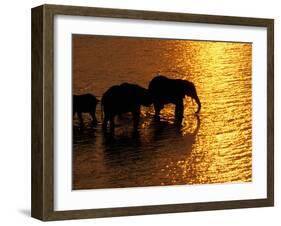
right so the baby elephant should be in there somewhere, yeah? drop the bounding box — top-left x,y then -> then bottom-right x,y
73,93 -> 99,128
102,83 -> 152,132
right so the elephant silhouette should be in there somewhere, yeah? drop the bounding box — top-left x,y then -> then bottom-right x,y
73,93 -> 99,128
148,75 -> 201,122
102,83 -> 152,132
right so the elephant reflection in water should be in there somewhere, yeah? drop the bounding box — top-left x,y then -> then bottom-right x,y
148,75 -> 201,123
102,83 -> 152,132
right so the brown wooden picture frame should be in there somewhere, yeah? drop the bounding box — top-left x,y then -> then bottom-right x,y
31,4 -> 274,221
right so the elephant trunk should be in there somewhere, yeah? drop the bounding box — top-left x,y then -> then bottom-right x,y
194,95 -> 201,113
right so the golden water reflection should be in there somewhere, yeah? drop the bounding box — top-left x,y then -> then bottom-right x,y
72,36 -> 252,189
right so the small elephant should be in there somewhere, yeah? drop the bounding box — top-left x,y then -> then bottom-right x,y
73,93 -> 99,128
148,75 -> 201,121
102,83 -> 152,131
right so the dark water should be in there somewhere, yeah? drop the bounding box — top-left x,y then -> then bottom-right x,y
72,35 -> 252,189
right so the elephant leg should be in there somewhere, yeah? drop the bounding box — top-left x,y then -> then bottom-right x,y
102,111 -> 109,130
90,108 -> 98,127
175,99 -> 184,122
154,103 -> 163,120
132,108 -> 140,130
77,112 -> 84,129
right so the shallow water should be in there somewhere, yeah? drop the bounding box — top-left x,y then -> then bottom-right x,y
72,35 -> 252,189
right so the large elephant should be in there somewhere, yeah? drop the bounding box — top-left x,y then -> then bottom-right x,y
73,93 -> 99,128
102,83 -> 152,131
148,75 -> 201,121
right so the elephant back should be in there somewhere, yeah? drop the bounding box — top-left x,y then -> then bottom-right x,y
101,83 -> 151,113
148,75 -> 170,94
149,75 -> 182,100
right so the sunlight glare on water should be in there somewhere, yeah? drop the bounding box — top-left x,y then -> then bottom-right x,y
72,36 -> 252,189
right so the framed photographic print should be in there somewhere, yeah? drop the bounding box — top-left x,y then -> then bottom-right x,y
31,4 -> 274,221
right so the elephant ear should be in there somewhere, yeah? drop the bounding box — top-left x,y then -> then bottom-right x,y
183,80 -> 195,96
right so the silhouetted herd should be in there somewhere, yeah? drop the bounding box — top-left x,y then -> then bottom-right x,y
73,75 -> 201,132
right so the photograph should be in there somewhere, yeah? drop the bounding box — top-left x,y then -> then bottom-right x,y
72,34 -> 252,190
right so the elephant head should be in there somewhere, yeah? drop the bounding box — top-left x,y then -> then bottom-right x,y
181,80 -> 201,113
